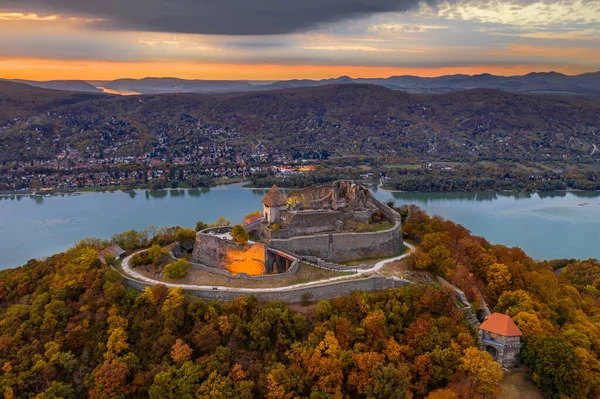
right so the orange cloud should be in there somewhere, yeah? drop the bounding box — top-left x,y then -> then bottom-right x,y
0,57 -> 594,81
488,44 -> 600,61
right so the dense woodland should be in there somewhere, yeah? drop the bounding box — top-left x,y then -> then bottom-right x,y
383,164 -> 600,192
0,207 -> 599,398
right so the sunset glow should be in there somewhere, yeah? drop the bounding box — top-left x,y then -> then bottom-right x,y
0,0 -> 597,80
0,58 -> 593,81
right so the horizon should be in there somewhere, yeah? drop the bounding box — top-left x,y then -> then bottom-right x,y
5,68 -> 599,83
1,0 -> 599,81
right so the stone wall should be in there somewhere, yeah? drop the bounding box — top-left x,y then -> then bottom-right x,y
191,227 -> 266,275
480,331 -> 521,368
280,210 -> 342,235
269,221 -> 403,263
366,191 -> 401,221
191,227 -> 243,269
121,274 -> 411,303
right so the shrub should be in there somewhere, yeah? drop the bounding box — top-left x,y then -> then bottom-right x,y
301,292 -> 314,306
130,252 -> 151,268
231,224 -> 249,244
175,228 -> 196,242
163,259 -> 189,278
245,210 -> 263,219
147,244 -> 163,262
270,223 -> 281,230
103,254 -> 116,267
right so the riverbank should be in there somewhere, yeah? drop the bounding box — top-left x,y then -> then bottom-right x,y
0,177 -> 249,197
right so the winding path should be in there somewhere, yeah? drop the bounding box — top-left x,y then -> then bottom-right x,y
120,242 -> 416,293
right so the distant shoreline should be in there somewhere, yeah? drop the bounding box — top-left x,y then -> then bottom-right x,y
2,182 -> 599,198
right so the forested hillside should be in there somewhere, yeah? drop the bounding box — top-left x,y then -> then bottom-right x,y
0,208 -> 598,398
1,82 -> 599,163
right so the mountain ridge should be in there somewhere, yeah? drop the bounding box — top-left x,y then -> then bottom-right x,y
7,71 -> 600,95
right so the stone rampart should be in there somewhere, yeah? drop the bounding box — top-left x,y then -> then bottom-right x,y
366,191 -> 401,221
192,227 -> 240,268
280,210 -> 342,235
269,221 -> 403,263
121,274 -> 411,303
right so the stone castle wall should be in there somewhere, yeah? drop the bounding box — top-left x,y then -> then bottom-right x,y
280,210 -> 343,235
366,191 -> 401,221
186,256 -> 301,280
191,227 -> 243,268
269,220 -> 403,263
121,274 -> 411,303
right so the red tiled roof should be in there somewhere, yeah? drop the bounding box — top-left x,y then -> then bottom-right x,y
244,214 -> 264,225
262,185 -> 287,207
480,313 -> 522,337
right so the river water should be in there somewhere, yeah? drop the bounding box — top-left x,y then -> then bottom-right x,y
1,184 -> 599,269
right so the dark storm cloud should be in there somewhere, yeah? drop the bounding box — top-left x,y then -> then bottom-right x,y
1,0 -> 441,35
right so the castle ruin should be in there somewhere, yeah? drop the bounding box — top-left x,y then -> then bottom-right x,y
191,181 -> 404,276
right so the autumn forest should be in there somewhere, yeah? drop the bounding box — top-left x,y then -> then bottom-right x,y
0,206 -> 599,398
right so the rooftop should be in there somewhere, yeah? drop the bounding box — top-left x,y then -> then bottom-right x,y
262,184 -> 287,207
98,244 -> 125,259
480,313 -> 522,337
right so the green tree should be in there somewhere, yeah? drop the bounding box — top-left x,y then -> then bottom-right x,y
175,228 -> 196,242
163,259 -> 189,278
231,225 -> 249,244
521,337 -> 591,399
195,221 -> 208,232
148,361 -> 203,399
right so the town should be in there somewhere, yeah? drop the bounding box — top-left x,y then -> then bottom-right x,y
0,115 -> 321,192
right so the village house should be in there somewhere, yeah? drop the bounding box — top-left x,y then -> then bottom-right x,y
98,244 -> 126,263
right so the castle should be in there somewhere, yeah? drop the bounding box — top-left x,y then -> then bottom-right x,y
191,181 -> 404,276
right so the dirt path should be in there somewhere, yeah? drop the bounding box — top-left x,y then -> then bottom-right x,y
497,371 -> 543,399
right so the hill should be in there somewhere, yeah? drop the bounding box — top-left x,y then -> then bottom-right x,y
13,71 -> 600,95
11,79 -> 104,93
0,82 -> 599,163
0,80 -> 105,122
0,208 -> 596,398
99,77 -> 257,94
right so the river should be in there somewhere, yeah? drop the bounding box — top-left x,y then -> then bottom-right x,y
1,184 -> 599,269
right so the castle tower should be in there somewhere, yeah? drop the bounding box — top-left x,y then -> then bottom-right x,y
262,185 -> 287,225
479,312 -> 522,368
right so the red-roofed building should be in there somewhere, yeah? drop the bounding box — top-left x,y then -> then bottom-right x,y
244,214 -> 264,226
479,313 -> 522,368
262,185 -> 287,224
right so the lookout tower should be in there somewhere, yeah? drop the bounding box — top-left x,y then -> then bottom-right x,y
262,185 -> 287,225
479,312 -> 522,368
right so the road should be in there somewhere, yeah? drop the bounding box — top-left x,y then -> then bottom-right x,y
120,242 -> 416,293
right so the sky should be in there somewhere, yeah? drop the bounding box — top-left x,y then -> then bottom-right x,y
0,0 -> 599,80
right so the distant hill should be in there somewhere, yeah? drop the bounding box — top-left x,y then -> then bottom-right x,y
11,79 -> 104,93
0,81 -> 599,163
10,71 -> 600,95
0,80 -> 105,122
100,77 -> 256,94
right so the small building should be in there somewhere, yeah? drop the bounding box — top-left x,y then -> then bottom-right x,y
479,313 -> 522,368
262,185 -> 287,224
98,244 -> 126,263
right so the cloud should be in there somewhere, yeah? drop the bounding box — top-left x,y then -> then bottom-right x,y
0,0 -> 446,35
